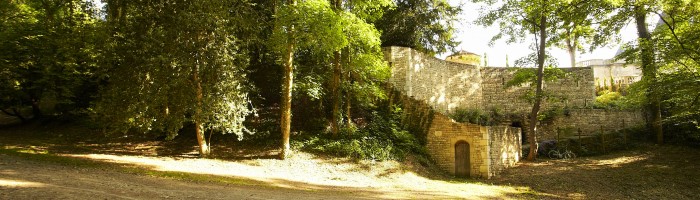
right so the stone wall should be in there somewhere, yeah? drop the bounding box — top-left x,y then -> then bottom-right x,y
391,88 -> 521,179
427,114 -> 491,178
383,46 -> 483,114
383,46 -> 643,178
384,46 -> 597,115
480,67 -> 596,114
479,68 -> 532,113
540,109 -> 645,140
488,126 -> 522,177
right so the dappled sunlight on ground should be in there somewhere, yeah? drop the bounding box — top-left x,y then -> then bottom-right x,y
65,152 -> 533,199
487,144 -> 700,199
582,155 -> 649,169
0,179 -> 46,187
4,123 -> 699,199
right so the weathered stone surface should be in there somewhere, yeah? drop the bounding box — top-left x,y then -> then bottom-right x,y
488,126 -> 521,177
384,47 -> 483,114
540,109 -> 645,140
427,114 -> 490,178
383,46 -> 644,179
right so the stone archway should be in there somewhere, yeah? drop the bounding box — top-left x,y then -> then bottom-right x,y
455,140 -> 470,177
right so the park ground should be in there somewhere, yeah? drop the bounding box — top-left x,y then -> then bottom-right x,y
1,120 -> 699,199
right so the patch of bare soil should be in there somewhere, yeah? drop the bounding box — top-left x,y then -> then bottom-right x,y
487,144 -> 700,199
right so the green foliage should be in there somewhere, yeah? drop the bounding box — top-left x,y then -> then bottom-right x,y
450,107 -> 518,126
507,63 -> 567,86
374,0 -> 461,55
268,0 -> 391,137
504,66 -> 568,104
652,0 -> 700,143
593,90 -> 640,110
537,107 -> 569,122
271,0 -> 346,55
293,106 -> 425,161
450,108 -> 489,125
0,0 -> 102,120
95,0 -> 252,139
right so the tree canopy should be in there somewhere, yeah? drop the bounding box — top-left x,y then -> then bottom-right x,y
95,0 -> 253,156
375,0 -> 461,55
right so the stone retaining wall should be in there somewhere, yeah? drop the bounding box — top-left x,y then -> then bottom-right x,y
488,126 -> 522,177
540,109 -> 645,140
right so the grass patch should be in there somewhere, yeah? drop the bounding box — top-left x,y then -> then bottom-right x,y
0,147 -> 105,168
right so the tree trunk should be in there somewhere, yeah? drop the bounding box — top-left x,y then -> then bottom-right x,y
344,48 -> 353,126
31,98 -> 42,119
329,0 -> 343,137
526,15 -> 547,161
107,0 -> 126,27
280,0 -> 296,159
345,88 -> 352,126
193,64 -> 210,157
634,5 -> 663,144
331,51 -> 341,137
566,37 -> 576,68
564,20 -> 577,68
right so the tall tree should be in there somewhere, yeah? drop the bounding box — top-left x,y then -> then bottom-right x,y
330,0 -> 343,137
553,0 -> 608,67
475,0 -> 564,160
271,0 -> 346,158
328,0 -> 392,136
634,4 -> 664,144
647,0 -> 700,142
97,0 -> 252,157
600,0 -> 664,144
375,0 -> 461,55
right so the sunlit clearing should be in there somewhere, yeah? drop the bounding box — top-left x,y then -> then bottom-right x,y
588,155 -> 648,168
68,153 -> 534,199
378,171 -> 532,198
0,179 -> 46,187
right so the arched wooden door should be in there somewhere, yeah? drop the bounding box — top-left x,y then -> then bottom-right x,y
455,141 -> 470,177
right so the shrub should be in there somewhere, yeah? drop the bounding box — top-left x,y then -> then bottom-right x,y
291,106 -> 427,161
450,108 -> 489,125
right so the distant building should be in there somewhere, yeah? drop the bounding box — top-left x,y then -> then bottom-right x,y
445,51 -> 481,66
575,52 -> 642,93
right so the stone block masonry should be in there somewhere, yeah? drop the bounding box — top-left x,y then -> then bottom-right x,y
425,113 -> 522,178
383,46 -> 644,138
427,114 -> 491,178
488,126 -> 521,177
384,46 -> 645,178
383,47 -> 483,114
540,109 -> 645,140
481,67 -> 597,114
391,90 -> 520,179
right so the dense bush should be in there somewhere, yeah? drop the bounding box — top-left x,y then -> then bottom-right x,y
292,106 -> 426,161
450,107 -> 519,126
450,108 -> 490,125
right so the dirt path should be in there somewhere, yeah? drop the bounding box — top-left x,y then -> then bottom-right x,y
487,144 -> 700,199
0,154 -> 382,200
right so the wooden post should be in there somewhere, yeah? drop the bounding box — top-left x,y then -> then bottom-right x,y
600,125 -> 606,154
578,128 -> 582,149
556,127 -> 560,142
622,119 -> 628,149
